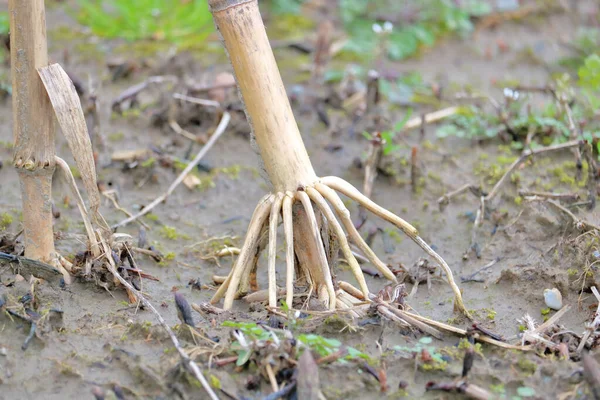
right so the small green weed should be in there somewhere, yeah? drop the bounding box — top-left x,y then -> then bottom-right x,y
437,68 -> 600,154
338,0 -> 490,61
363,109 -> 412,155
272,1 -> 490,62
76,0 -> 212,46
579,54 -> 600,110
222,321 -> 370,366
394,337 -> 447,371
159,226 -> 189,240
558,27 -> 600,71
0,212 -> 13,230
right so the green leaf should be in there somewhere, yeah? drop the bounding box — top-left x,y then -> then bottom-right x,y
269,0 -> 305,15
236,349 -> 251,366
394,109 -> 414,131
387,30 -> 419,60
339,0 -> 369,26
436,124 -> 459,138
324,69 -> 346,83
380,131 -> 393,142
209,374 -> 222,389
411,25 -> 436,46
383,144 -> 401,156
0,12 -> 9,36
346,347 -> 368,360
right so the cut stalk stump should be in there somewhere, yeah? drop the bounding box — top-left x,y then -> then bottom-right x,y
207,0 -> 470,318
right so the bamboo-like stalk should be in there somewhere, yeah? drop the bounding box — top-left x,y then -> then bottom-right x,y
209,0 -> 316,192
9,0 -> 56,263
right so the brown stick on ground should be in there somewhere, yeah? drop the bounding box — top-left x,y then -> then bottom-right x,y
9,0 -> 57,264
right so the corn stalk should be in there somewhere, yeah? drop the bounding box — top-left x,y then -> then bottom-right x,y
9,0 -> 58,266
208,0 -> 469,318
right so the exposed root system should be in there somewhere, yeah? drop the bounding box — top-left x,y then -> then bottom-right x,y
211,177 -> 469,317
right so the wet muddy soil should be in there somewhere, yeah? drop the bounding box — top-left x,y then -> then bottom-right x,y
1,2 -> 600,399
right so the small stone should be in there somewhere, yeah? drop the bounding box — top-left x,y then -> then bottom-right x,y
544,288 -> 563,310
0,347 -> 6,356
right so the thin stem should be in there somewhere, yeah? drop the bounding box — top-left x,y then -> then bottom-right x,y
437,183 -> 480,209
518,190 -> 579,202
306,186 -> 369,298
268,193 -> 284,308
546,199 -> 600,232
402,106 -> 459,131
403,310 -> 529,350
582,142 -> 597,209
55,156 -> 99,258
413,236 -> 469,318
173,92 -> 221,108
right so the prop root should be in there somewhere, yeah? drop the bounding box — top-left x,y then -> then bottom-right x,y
211,178 -> 469,317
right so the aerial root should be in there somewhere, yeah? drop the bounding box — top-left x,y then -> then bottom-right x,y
314,183 -> 396,282
297,190 -> 337,310
211,194 -> 272,308
282,193 -> 295,308
268,193 -> 284,308
211,177 -> 469,319
320,176 -> 469,318
306,186 -> 369,298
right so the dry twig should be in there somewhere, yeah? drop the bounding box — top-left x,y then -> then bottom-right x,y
113,112 -> 231,229
99,236 -> 219,400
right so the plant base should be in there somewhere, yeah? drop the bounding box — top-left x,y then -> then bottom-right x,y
211,176 -> 470,317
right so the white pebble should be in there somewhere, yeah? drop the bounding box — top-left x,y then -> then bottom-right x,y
544,288 -> 563,310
